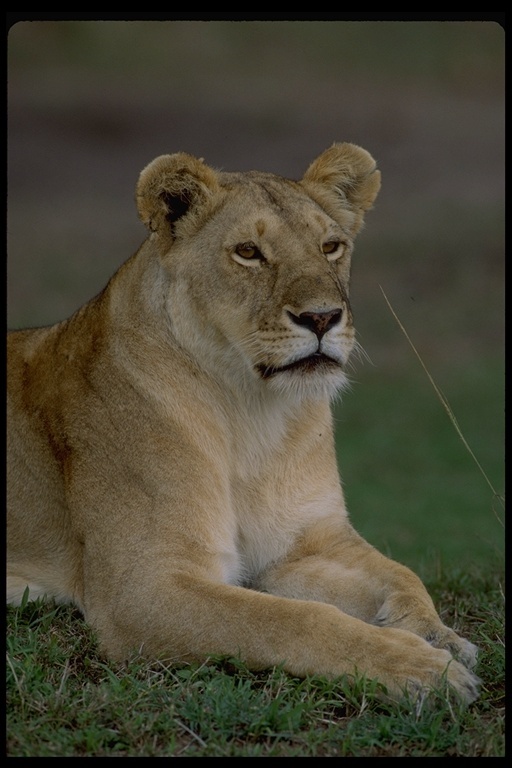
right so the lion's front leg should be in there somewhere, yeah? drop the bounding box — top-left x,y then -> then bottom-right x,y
89,564 -> 480,705
255,518 -> 478,670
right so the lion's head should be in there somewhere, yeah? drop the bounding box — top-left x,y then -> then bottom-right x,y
135,143 -> 380,402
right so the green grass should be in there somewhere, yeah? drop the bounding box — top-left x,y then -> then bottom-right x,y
6,361 -> 504,757
335,357 -> 504,576
6,567 -> 505,757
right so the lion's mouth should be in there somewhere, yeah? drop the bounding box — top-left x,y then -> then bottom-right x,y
257,352 -> 341,380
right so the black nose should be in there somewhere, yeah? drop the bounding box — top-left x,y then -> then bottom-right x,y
288,308 -> 342,340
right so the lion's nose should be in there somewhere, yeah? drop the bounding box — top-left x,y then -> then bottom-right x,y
287,308 -> 342,340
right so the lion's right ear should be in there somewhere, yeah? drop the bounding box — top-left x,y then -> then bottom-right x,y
136,153 -> 220,244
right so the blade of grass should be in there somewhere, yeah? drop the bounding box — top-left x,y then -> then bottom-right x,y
380,286 -> 504,520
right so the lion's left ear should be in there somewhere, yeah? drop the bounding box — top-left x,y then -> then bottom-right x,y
136,153 -> 221,249
301,143 -> 381,234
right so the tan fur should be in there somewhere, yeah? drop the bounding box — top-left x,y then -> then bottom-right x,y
7,143 -> 479,703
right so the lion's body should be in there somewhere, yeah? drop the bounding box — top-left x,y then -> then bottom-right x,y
7,144 -> 479,703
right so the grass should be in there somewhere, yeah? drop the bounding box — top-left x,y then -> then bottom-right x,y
7,355 -> 504,756
334,356 -> 504,575
6,347 -> 504,756
6,567 -> 505,757
6,351 -> 504,757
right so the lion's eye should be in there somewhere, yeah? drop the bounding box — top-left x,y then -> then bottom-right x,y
322,241 -> 341,255
321,241 -> 345,262
234,242 -> 263,262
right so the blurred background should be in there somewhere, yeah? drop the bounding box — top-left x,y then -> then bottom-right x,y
7,19 -> 504,574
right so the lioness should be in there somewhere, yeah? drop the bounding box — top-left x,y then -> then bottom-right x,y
7,143 -> 479,703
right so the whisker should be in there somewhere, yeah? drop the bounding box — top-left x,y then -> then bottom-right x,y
352,339 -> 373,366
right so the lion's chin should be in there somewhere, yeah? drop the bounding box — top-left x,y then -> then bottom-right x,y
257,354 -> 349,402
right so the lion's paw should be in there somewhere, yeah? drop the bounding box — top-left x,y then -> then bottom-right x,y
442,657 -> 481,704
376,631 -> 481,705
426,627 -> 479,670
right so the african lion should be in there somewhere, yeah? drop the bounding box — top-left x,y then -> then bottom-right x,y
7,143 -> 479,704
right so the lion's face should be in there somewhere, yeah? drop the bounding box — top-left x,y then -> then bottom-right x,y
166,178 -> 356,401
136,145 -> 381,402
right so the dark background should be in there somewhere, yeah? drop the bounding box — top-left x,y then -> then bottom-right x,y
7,20 -> 504,363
